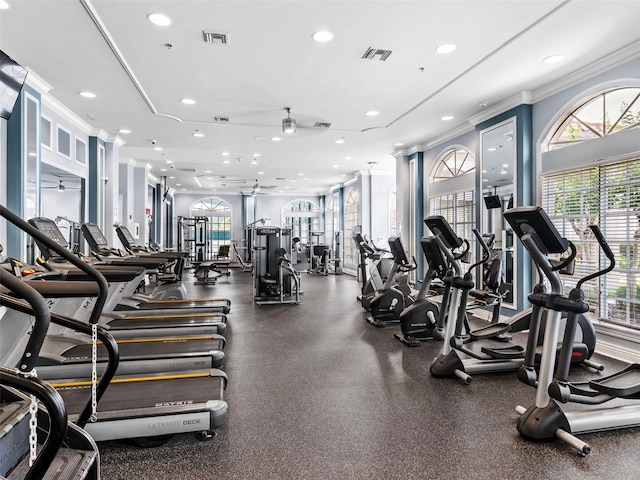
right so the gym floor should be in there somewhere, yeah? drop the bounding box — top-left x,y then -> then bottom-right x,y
98,270 -> 640,479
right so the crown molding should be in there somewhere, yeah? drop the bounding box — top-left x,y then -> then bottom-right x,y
468,91 -> 533,126
421,122 -> 475,151
41,92 -> 94,134
532,38 -> 640,104
25,69 -> 52,95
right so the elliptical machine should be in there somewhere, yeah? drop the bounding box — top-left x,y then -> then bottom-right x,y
505,206 -> 640,456
427,215 -> 600,384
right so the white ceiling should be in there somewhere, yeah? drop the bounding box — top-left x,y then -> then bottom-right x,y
2,0 -> 640,196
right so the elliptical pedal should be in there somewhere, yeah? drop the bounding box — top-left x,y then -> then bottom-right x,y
589,364 -> 640,398
479,345 -> 525,360
393,332 -> 423,347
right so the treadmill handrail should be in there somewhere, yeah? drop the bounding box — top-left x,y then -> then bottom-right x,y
1,205 -> 109,326
0,269 -> 50,374
0,293 -> 120,428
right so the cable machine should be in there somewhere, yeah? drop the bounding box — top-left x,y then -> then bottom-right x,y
253,226 -> 300,305
177,216 -> 212,264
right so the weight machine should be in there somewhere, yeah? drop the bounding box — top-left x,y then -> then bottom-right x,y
253,226 -> 300,305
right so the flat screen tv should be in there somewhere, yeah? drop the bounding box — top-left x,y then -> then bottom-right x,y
483,194 -> 502,209
0,50 -> 28,120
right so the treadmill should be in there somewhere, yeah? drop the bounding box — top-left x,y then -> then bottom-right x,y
82,222 -> 231,315
1,278 -> 226,377
1,203 -> 228,444
27,217 -> 228,337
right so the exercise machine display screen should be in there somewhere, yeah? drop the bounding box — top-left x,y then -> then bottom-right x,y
388,236 -> 410,265
82,223 -> 109,249
503,206 -> 568,254
424,216 -> 463,250
28,217 -> 69,259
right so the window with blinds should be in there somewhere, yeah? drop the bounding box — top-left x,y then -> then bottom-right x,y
541,157 -> 640,328
429,190 -> 476,263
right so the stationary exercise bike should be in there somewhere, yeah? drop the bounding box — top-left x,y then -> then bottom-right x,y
367,236 -> 416,327
394,236 -> 458,346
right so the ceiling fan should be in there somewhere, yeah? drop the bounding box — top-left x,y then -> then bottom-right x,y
41,179 -> 82,192
246,179 -> 277,196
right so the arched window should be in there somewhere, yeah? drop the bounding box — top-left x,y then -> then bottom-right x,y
389,185 -> 397,236
431,148 -> 475,182
282,199 -> 320,245
547,87 -> 640,150
189,197 -> 232,257
428,148 -> 476,263
541,86 -> 640,329
343,188 -> 359,270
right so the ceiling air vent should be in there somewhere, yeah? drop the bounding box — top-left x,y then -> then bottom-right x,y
214,116 -> 229,123
362,47 -> 392,61
314,122 -> 332,128
203,31 -> 229,44
178,168 -> 197,173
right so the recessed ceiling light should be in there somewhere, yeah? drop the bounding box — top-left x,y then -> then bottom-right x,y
176,183 -> 182,186
180,98 -> 196,105
253,153 -> 260,157
500,169 -> 507,175
394,142 -> 404,147
365,110 -> 380,116
253,136 -> 265,140
181,188 -> 186,191
441,115 -> 454,121
333,164 -> 339,168
222,152 -> 230,156
345,156 -> 352,160
193,132 -> 205,138
147,13 -> 172,26
154,147 -> 163,151
271,137 -> 282,142
298,173 -> 304,176
0,1 -> 10,10
487,147 -> 497,152
502,163 -> 509,168
543,54 -> 565,64
436,43 -> 457,55
334,138 -> 345,144
291,179 -> 297,183
166,160 -> 173,164
251,161 -> 258,165
160,168 -> 167,172
312,31 -> 334,42
483,179 -> 488,182
258,171 -> 265,175
78,91 -> 96,98
118,128 -> 131,134
303,178 -> 309,181
169,176 -> 175,179
223,160 -> 230,164
204,170 -> 212,173
340,174 -> 347,178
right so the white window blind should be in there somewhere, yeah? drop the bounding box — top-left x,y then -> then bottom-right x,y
429,190 -> 476,263
541,157 -> 640,328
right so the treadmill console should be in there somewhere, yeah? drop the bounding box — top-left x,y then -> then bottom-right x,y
503,206 -> 568,254
28,217 -> 69,260
117,226 -> 136,245
424,216 -> 463,249
81,223 -> 110,253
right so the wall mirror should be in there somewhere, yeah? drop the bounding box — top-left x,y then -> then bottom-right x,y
480,118 -> 516,309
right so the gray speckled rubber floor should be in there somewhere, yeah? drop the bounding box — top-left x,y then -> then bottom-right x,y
98,270 -> 640,479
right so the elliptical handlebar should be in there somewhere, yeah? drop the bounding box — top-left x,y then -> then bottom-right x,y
454,239 -> 470,262
576,225 -> 616,290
